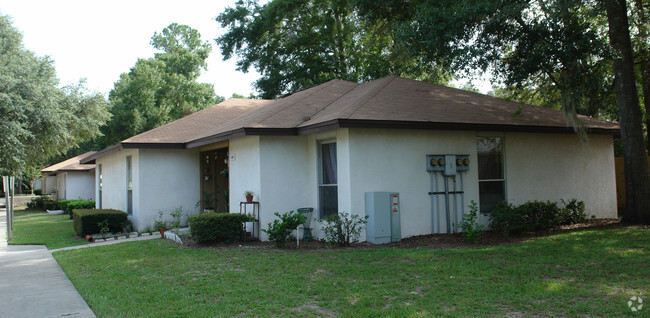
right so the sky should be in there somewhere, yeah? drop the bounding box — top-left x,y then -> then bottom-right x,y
0,0 -> 492,98
0,0 -> 261,98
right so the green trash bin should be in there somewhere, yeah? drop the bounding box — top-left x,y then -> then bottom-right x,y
297,207 -> 314,242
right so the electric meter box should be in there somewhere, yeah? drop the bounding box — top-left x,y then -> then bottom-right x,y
365,192 -> 401,244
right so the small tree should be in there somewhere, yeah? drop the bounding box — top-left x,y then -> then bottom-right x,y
319,212 -> 368,247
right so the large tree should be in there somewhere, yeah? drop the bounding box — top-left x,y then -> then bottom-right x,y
605,0 -> 650,223
0,15 -> 110,176
216,0 -> 450,99
103,23 -> 222,146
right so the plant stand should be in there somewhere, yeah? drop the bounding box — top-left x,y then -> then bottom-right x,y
240,201 -> 260,239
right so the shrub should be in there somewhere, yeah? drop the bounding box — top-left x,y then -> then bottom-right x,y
558,199 -> 587,225
33,189 -> 42,195
462,200 -> 484,243
263,211 -> 306,247
319,211 -> 368,247
42,200 -> 58,210
489,198 -> 587,239
57,200 -> 74,212
27,195 -> 50,209
72,209 -> 128,236
64,200 -> 95,218
519,200 -> 560,231
189,213 -> 249,243
488,201 -> 528,239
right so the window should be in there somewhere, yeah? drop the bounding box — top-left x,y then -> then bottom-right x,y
477,137 -> 505,213
98,164 -> 102,209
126,156 -> 132,215
319,142 -> 338,218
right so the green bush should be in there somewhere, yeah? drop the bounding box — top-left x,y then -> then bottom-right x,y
519,200 -> 560,231
64,200 -> 95,218
27,195 -> 50,209
57,200 -> 74,212
72,209 -> 128,236
319,211 -> 368,247
489,198 -> 587,239
33,189 -> 42,195
188,213 -> 249,243
42,200 -> 58,210
263,211 -> 306,247
558,199 -> 587,225
488,201 -> 528,238
462,200 -> 484,243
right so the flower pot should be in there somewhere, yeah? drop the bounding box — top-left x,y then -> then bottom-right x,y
160,227 -> 166,239
246,195 -> 253,203
85,235 -> 95,243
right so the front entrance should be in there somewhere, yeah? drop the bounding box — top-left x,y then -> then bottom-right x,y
200,148 -> 229,212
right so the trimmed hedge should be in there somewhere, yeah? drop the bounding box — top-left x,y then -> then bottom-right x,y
64,200 -> 95,218
188,213 -> 249,243
73,209 -> 128,236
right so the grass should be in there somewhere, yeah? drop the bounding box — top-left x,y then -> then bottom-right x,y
12,205 -> 49,217
53,227 -> 650,317
9,213 -> 87,249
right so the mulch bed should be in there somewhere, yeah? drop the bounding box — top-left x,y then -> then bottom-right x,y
177,218 -> 635,251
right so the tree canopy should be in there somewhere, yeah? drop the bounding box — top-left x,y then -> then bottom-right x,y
102,23 -> 223,146
216,0 -> 450,99
0,15 -> 110,176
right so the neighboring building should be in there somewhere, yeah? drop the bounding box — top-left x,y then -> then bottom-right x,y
82,76 -> 619,240
41,152 -> 96,201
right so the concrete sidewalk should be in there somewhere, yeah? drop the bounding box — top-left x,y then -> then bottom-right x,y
0,208 -> 96,318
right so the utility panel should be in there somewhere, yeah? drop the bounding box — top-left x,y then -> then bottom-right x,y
426,154 -> 470,173
365,192 -> 401,244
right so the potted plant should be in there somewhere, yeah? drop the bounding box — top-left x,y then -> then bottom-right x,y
154,211 -> 167,239
244,190 -> 254,203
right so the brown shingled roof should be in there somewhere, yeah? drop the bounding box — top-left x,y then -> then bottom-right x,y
41,152 -> 96,175
87,76 -> 620,160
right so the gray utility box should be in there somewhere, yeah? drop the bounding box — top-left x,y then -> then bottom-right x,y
365,192 -> 401,244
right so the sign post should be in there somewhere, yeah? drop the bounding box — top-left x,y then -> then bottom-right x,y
2,176 -> 14,241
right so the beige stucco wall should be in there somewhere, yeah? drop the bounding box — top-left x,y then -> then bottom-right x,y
95,148 -> 139,215
137,148 -> 200,231
505,132 -> 616,218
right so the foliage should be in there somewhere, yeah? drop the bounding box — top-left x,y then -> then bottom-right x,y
98,219 -> 110,239
461,200 -> 484,244
170,206 -> 184,232
153,211 -> 167,231
26,195 -> 51,209
489,199 -> 588,238
64,200 -> 96,218
102,23 -> 223,145
216,0 -> 450,99
72,209 -> 128,236
54,227 -> 650,317
559,198 -> 587,225
319,211 -> 368,247
244,190 -> 254,197
262,211 -> 306,247
43,201 -> 59,210
0,15 -> 111,175
188,213 -> 249,243
21,164 -> 43,194
356,0 -> 615,130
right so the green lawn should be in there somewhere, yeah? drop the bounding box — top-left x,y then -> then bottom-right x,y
53,227 -> 649,317
12,205 -> 48,217
9,213 -> 87,249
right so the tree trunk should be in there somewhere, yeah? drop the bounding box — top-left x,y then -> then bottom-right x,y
635,0 -> 650,152
606,0 -> 650,224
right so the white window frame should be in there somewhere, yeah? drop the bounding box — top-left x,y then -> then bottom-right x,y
477,136 -> 507,213
318,140 -> 338,219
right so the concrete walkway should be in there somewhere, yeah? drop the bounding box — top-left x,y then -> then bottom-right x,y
0,207 -> 96,318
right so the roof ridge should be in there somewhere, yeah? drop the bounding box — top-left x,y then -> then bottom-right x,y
300,80 -> 361,122
344,75 -> 397,118
251,79 -> 342,126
